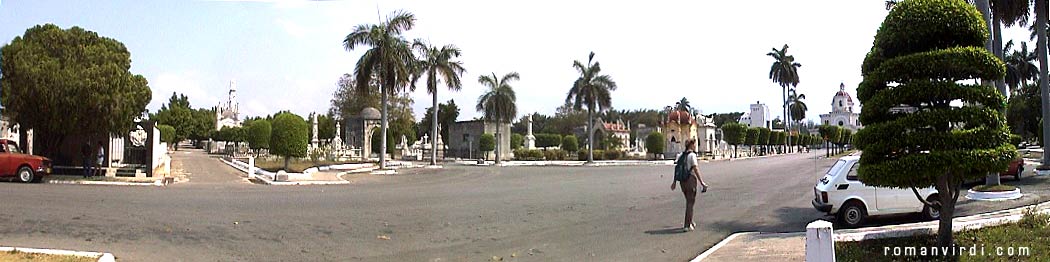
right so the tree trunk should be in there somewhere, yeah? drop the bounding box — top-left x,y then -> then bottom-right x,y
431,91 -> 439,166
976,0 -> 1005,186
284,156 -> 290,171
496,122 -> 501,165
380,83 -> 388,169
934,173 -> 960,248
1038,0 -> 1050,168
783,86 -> 790,154
587,107 -> 594,163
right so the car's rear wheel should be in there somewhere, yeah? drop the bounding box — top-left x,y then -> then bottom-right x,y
838,201 -> 866,228
17,166 -> 34,183
922,195 -> 941,221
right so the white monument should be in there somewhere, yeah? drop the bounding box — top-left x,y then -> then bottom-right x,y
311,114 -> 320,149
215,81 -> 241,130
819,83 -> 863,132
332,122 -> 344,150
737,101 -> 771,129
524,114 -> 537,149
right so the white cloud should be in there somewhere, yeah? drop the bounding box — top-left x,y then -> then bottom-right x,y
275,18 -> 307,38
147,71 -> 219,112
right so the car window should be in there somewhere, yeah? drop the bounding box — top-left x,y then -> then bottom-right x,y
826,160 -> 847,176
846,163 -> 859,181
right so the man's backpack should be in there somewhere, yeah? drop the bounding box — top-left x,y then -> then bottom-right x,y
673,151 -> 693,182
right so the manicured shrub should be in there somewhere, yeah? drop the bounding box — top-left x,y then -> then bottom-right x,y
645,132 -> 665,156
511,133 -> 524,150
270,112 -> 309,170
479,133 -> 495,153
514,149 -> 544,161
561,135 -> 579,152
158,124 -> 176,145
535,133 -> 562,148
543,149 -> 568,160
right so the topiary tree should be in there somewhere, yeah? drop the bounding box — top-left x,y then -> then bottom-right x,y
157,124 -> 176,150
479,133 -> 495,160
535,133 -> 562,149
855,0 -> 1015,248
562,135 -> 579,152
247,120 -> 272,155
270,113 -> 309,171
745,127 -> 761,156
645,132 -> 665,159
721,123 -> 747,158
510,133 -> 524,150
757,128 -> 771,155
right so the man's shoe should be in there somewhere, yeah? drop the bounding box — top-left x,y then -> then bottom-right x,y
701,184 -> 709,193
686,224 -> 695,232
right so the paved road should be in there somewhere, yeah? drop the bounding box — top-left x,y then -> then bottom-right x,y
0,149 -> 859,261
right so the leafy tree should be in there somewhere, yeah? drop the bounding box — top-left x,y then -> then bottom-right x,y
479,133 -> 495,159
157,125 -> 176,149
477,72 -> 519,163
745,127 -> 760,156
758,128 -> 771,154
247,120 -> 272,154
721,123 -> 748,158
510,133 -> 524,150
330,73 -> 380,119
787,88 -> 808,137
153,92 -> 194,148
1007,83 -> 1041,139
768,44 -> 802,151
344,10 -> 418,169
566,52 -> 618,163
0,24 -> 151,158
270,112 -> 309,170
535,133 -> 562,148
190,108 -> 216,142
856,0 -> 1014,247
708,112 -> 745,128
562,135 -> 579,152
418,100 -> 460,145
412,40 -> 465,165
645,132 -> 665,159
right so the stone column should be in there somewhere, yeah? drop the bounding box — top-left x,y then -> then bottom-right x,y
524,114 -> 536,149
805,220 -> 835,262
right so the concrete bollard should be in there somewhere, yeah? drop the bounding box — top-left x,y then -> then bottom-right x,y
247,156 -> 255,180
806,220 -> 835,262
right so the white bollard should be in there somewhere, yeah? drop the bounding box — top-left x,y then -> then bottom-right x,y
247,156 -> 255,180
806,220 -> 836,262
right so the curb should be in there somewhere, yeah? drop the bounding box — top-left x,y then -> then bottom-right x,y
46,179 -> 164,187
0,246 -> 114,262
966,188 -> 1023,201
219,157 -> 351,186
692,201 -> 1050,261
690,232 -> 757,262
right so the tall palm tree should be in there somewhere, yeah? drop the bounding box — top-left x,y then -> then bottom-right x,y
1037,0 -> 1050,169
566,52 -> 618,163
676,97 -> 691,112
412,40 -> 465,166
990,0 -> 1030,96
1004,40 -> 1039,91
343,10 -> 418,169
788,88 -> 807,151
477,72 -> 519,164
767,44 -> 801,152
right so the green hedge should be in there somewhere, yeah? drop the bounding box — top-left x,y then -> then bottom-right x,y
577,149 -> 620,160
544,149 -> 569,160
514,149 -> 544,161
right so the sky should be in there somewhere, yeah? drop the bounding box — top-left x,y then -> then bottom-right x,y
0,0 -> 1038,123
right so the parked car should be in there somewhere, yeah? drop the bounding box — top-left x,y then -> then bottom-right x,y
0,139 -> 51,183
812,156 -> 939,228
1000,158 -> 1024,181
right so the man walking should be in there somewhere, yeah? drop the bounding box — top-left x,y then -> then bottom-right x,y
671,139 -> 709,232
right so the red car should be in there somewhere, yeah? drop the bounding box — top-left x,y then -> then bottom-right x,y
0,139 -> 51,183
1000,158 -> 1025,181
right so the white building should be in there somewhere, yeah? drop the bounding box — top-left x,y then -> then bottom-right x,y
215,81 -> 241,130
819,83 -> 862,132
738,101 -> 771,129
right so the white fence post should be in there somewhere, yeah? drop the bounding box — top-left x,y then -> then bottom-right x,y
806,220 -> 835,262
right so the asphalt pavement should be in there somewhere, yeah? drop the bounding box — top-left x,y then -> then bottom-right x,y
1,149 -> 841,261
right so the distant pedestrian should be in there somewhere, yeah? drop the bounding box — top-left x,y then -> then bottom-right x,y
81,142 -> 92,178
670,138 -> 709,232
94,141 -> 106,177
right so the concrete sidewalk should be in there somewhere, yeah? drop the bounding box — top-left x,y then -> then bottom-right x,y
695,201 -> 1050,261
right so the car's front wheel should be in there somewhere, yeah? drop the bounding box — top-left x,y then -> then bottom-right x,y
838,201 -> 867,228
921,195 -> 941,221
17,166 -> 35,183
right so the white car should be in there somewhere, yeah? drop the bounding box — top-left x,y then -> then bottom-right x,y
811,156 -> 940,228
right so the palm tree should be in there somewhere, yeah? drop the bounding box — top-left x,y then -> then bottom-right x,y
990,0 -> 1030,95
412,40 -> 465,166
788,88 -> 807,152
767,44 -> 801,153
676,97 -> 691,112
1003,40 -> 1039,91
1037,0 -> 1050,169
566,52 -> 618,163
343,10 -> 418,169
477,72 -> 519,164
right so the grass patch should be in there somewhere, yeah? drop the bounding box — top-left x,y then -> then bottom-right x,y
837,208 -> 1050,261
0,251 -> 97,262
254,159 -> 365,173
831,149 -> 858,158
971,185 -> 1018,192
